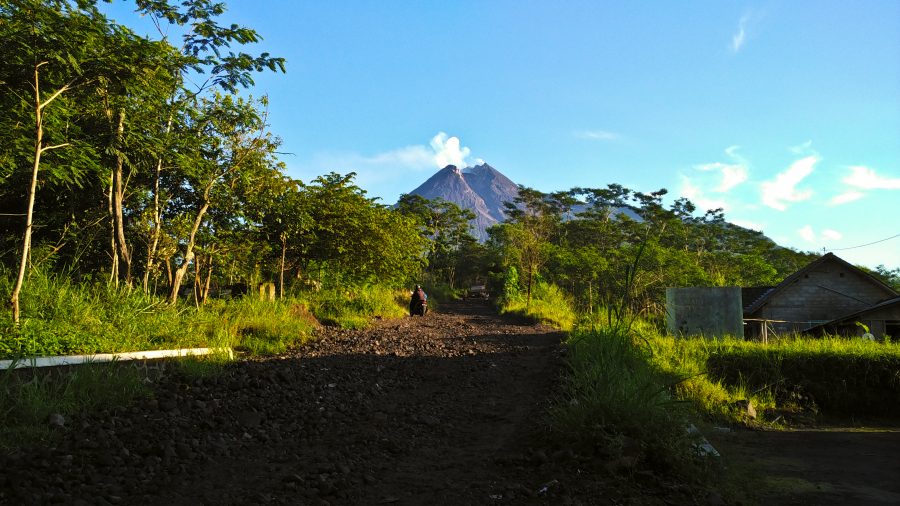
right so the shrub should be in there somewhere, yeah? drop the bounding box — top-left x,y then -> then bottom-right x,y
551,325 -> 697,472
502,281 -> 575,330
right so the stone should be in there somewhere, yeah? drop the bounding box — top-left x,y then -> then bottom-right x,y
48,413 -> 66,428
237,411 -> 263,428
733,399 -> 757,419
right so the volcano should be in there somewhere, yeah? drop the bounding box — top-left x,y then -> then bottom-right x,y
406,163 -> 519,241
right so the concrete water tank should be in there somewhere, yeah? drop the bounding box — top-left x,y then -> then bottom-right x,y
666,287 -> 744,339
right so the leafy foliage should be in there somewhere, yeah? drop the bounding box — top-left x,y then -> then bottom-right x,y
488,184 -> 817,319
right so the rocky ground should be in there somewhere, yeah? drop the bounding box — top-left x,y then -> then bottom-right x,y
1,300 -> 713,505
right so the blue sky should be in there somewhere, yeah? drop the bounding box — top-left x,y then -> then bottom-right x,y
104,1 -> 900,270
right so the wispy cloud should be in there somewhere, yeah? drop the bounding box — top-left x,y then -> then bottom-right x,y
679,175 -> 729,211
790,140 -> 815,155
732,219 -> 764,231
761,156 -> 818,211
799,224 -> 816,242
822,229 -> 843,241
829,191 -> 865,206
695,162 -> 749,192
692,145 -> 749,193
799,225 -> 843,243
297,132 -> 476,190
731,15 -> 748,52
842,165 -> 900,190
575,129 -> 621,142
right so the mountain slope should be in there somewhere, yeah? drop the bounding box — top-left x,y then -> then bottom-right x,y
462,163 -> 519,223
408,165 -> 499,240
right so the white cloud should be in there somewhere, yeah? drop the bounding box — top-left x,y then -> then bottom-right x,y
799,225 -> 816,242
430,132 -> 473,168
679,176 -> 729,211
822,229 -> 843,241
297,132 -> 477,191
797,225 -> 842,244
829,191 -> 865,206
693,145 -> 749,193
790,140 -> 815,155
842,166 -> 900,190
760,156 -> 818,211
576,130 -> 621,141
731,15 -> 748,52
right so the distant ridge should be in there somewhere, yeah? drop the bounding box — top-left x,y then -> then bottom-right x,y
407,163 -> 519,241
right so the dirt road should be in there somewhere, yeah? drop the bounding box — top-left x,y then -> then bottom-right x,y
10,300 -> 897,505
1,301 -> 578,505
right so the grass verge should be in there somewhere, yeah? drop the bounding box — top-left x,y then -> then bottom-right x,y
644,333 -> 900,422
0,362 -> 148,449
501,281 -> 576,330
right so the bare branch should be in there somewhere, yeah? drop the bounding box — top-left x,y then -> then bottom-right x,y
40,142 -> 70,153
38,82 -> 73,110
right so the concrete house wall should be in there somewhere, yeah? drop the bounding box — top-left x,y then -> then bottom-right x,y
745,254 -> 897,336
811,297 -> 900,340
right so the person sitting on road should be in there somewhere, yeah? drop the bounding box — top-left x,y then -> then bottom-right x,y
409,284 -> 427,316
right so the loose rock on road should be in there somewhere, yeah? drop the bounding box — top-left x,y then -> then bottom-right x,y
2,301 -> 573,505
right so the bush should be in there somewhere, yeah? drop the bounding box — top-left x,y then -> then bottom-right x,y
551,326 -> 697,472
502,281 -> 575,330
304,285 -> 406,329
645,334 -> 900,421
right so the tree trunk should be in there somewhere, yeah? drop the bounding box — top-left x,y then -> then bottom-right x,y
168,193 -> 211,304
111,109 -> 132,286
143,113 -> 174,293
526,264 -> 534,309
10,63 -> 69,324
588,279 -> 593,315
279,233 -> 286,299
202,255 -> 213,304
164,256 -> 172,288
108,170 -> 118,287
192,254 -> 201,308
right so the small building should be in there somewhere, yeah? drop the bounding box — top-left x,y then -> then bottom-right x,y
743,253 -> 898,339
807,295 -> 900,340
666,287 -> 744,338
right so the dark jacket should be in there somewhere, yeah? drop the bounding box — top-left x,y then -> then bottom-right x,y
411,288 -> 427,303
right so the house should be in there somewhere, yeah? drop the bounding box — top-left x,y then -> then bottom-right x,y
743,253 -> 898,339
806,295 -> 900,340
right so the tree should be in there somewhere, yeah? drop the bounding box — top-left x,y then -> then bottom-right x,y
1,0 -> 120,322
500,187 -> 564,308
134,0 -> 286,293
396,194 -> 477,288
166,94 -> 279,303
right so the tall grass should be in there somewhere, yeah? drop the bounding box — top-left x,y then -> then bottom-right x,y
551,325 -> 696,471
0,271 -> 408,359
502,281 -> 576,330
305,285 -> 407,329
644,332 -> 900,421
0,362 -> 148,449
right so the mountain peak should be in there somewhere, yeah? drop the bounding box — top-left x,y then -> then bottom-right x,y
405,161 -> 520,241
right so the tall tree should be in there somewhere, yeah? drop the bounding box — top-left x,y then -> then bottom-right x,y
166,94 -> 278,303
134,0 -> 286,293
0,0 -> 117,322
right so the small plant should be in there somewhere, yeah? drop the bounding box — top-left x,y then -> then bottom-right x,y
0,362 -> 148,449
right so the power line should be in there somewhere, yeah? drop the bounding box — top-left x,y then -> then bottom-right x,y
829,232 -> 900,251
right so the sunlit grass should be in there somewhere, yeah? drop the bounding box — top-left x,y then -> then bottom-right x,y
502,281 -> 575,330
